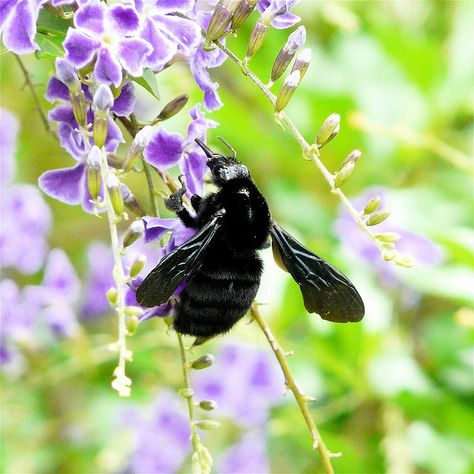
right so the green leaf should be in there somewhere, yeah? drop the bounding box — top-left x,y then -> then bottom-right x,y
132,69 -> 160,100
36,9 -> 72,35
34,32 -> 65,59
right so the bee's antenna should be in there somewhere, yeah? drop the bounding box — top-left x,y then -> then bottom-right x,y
194,138 -> 215,159
217,136 -> 236,159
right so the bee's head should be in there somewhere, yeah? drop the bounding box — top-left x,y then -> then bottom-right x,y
195,138 -> 249,186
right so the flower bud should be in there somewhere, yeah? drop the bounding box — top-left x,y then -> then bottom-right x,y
366,209 -> 390,226
205,0 -> 240,46
124,306 -> 143,317
275,70 -> 300,112
199,400 -> 218,411
121,185 -> 146,217
191,354 -> 215,370
129,253 -> 146,278
363,196 -> 382,215
341,149 -> 362,168
106,287 -> 118,306
106,174 -> 124,216
375,232 -> 401,243
107,153 -> 123,169
271,26 -> 306,83
56,58 -> 81,90
334,160 -> 355,188
195,420 -> 221,430
93,85 -> 113,148
126,316 -> 139,334
395,256 -> 414,268
123,126 -> 154,171
123,221 -> 145,249
178,388 -> 194,398
158,94 -> 189,121
231,0 -> 257,30
315,113 -> 340,149
246,20 -> 269,60
382,250 -> 397,261
290,48 -> 311,81
86,146 -> 102,200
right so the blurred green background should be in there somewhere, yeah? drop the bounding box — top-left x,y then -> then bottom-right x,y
1,1 -> 473,473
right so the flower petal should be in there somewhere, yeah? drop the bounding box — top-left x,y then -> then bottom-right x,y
64,28 -> 100,68
140,18 -> 176,71
94,47 -> 123,87
45,77 -> 70,103
152,14 -> 201,52
106,3 -> 140,36
2,0 -> 38,54
144,127 -> 184,170
116,37 -> 152,77
74,0 -> 105,35
42,248 -> 80,302
0,107 -> 19,185
142,216 -> 180,243
271,12 -> 300,29
38,164 -> 85,205
111,82 -> 136,117
179,150 -> 207,197
0,0 -> 16,33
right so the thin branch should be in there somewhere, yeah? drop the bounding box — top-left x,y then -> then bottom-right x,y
14,54 -> 53,135
251,303 -> 337,474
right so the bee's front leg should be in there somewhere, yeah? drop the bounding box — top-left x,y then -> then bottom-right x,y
165,176 -> 198,228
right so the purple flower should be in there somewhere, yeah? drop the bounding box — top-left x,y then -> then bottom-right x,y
0,0 -> 46,54
192,342 -> 285,426
335,187 -> 444,284
0,108 -> 19,184
257,0 -> 301,29
38,107 -> 123,213
125,390 -> 191,474
64,0 -> 152,87
217,431 -> 270,474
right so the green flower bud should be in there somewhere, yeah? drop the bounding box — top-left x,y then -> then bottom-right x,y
86,146 -> 102,200
275,70 -> 300,112
231,0 -> 257,30
124,306 -> 143,317
341,149 -> 361,168
129,253 -> 146,278
158,94 -> 189,121
382,250 -> 397,261
122,185 -> 146,217
70,91 -> 88,127
290,48 -> 311,81
195,420 -> 221,430
191,354 -> 215,370
178,388 -> 195,398
93,85 -> 113,148
334,160 -> 355,188
395,256 -> 414,268
366,209 -> 390,226
126,316 -> 139,334
106,287 -> 118,306
205,0 -> 240,45
123,126 -> 154,171
246,20 -> 269,60
375,232 -> 401,243
107,174 -> 124,216
363,196 -> 382,215
199,400 -> 218,411
107,153 -> 124,169
315,113 -> 340,148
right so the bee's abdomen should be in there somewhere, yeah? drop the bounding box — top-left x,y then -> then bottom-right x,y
173,253 -> 262,338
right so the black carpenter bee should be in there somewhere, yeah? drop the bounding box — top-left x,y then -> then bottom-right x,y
136,139 -> 364,339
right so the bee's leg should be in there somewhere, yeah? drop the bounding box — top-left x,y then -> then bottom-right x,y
165,176 -> 198,228
191,195 -> 203,212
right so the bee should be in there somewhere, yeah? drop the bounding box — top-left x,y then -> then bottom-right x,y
136,139 -> 364,339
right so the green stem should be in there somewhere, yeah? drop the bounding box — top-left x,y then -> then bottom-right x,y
251,304 -> 337,474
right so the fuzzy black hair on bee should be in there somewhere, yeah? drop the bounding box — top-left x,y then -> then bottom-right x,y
136,139 -> 364,340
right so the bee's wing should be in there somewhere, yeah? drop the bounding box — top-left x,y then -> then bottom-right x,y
270,221 -> 364,322
136,214 -> 224,307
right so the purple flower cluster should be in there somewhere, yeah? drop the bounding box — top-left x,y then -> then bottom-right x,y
335,187 -> 444,284
126,342 -> 282,473
0,109 -> 80,366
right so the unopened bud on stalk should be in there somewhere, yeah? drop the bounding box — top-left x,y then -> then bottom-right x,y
56,59 -> 88,126
126,316 -> 139,334
107,153 -> 123,169
366,209 -> 390,226
375,232 -> 401,243
315,113 -> 340,149
93,85 -> 113,148
123,126 -> 154,171
121,184 -> 146,217
270,26 -> 306,83
341,149 -> 361,168
178,388 -> 194,398
129,253 -> 147,278
395,256 -> 414,268
334,160 -> 355,188
246,20 -> 269,60
106,287 -> 118,306
157,94 -> 189,121
199,400 -> 218,411
107,173 -> 124,215
195,420 -> 221,430
290,48 -> 311,81
363,196 -> 382,215
86,146 -> 102,200
275,70 -> 300,112
205,0 -> 240,47
383,250 -> 397,262
124,306 -> 143,317
191,354 -> 215,370
231,0 -> 257,30
123,221 -> 145,249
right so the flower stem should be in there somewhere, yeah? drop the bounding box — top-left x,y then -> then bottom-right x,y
99,148 -> 131,397
251,303 -> 337,474
214,40 -> 388,257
